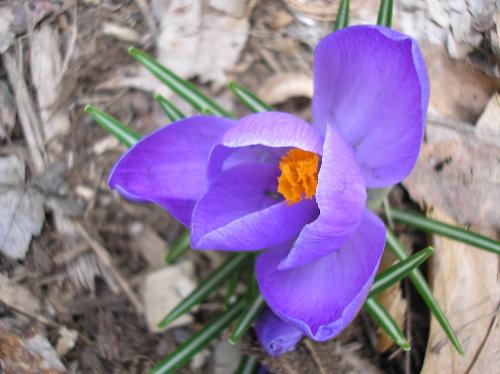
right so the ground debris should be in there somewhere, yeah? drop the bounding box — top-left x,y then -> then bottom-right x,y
0,322 -> 66,374
141,261 -> 196,332
420,210 -> 499,374
0,155 -> 45,259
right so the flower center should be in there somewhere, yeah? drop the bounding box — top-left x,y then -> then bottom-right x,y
277,148 -> 320,205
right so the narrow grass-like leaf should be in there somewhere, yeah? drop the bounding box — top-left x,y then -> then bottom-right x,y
84,105 -> 140,148
334,0 -> 350,30
150,299 -> 245,374
224,270 -> 240,309
386,230 -> 464,355
235,355 -> 259,374
229,293 -> 265,345
369,246 -> 434,296
158,253 -> 249,328
154,94 -> 185,121
376,0 -> 393,27
128,47 -> 233,117
227,82 -> 273,113
389,208 -> 500,255
165,230 -> 190,264
364,297 -> 410,351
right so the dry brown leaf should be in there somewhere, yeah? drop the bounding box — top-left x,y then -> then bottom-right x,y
404,93 -> 500,228
397,0 -> 499,76
422,45 -> 499,124
3,47 -> 48,173
0,322 -> 66,374
0,273 -> 41,316
130,225 -> 168,268
154,0 -> 255,84
30,24 -> 71,142
140,261 -> 196,332
257,73 -> 313,105
421,210 -> 499,374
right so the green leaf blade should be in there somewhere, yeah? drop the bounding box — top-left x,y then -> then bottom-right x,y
227,82 -> 273,113
158,253 -> 249,329
84,105 -> 141,148
228,293 -> 265,345
235,355 -> 259,374
128,47 -> 233,118
369,246 -> 434,296
155,94 -> 186,122
389,208 -> 500,255
150,299 -> 245,374
386,230 -> 464,355
334,0 -> 350,31
364,297 -> 410,351
165,230 -> 190,264
224,270 -> 240,309
376,0 -> 393,27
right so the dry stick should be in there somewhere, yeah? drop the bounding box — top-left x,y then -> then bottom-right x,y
2,43 -> 47,173
134,0 -> 158,39
75,222 -> 144,315
303,339 -> 328,374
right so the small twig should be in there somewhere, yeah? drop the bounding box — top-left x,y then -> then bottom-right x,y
303,339 -> 328,374
58,5 -> 78,86
75,222 -> 144,315
134,0 -> 157,40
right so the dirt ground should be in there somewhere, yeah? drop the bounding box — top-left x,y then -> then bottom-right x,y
0,1 -> 499,373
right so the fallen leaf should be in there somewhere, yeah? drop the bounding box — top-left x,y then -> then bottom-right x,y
257,73 -> 313,105
30,24 -> 70,142
0,272 -> 41,315
397,0 -> 499,76
404,94 -> 500,228
154,0 -> 255,84
0,323 -> 66,374
421,210 -> 499,374
140,261 -> 196,332
0,155 -> 45,259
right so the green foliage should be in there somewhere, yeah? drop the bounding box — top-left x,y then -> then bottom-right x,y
389,208 -> 500,255
364,297 -> 410,351
334,0 -> 350,31
369,246 -> 434,296
386,230 -> 464,355
84,105 -> 140,148
165,230 -> 190,264
158,253 -> 249,329
129,47 -> 233,117
155,94 -> 186,122
150,299 -> 246,374
377,0 -> 393,27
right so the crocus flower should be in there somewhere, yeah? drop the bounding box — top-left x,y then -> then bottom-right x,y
109,26 -> 428,352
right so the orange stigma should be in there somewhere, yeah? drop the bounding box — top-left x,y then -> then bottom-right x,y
277,148 -> 320,205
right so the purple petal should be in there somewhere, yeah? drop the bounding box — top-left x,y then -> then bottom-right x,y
190,163 -> 318,250
256,210 -> 386,341
220,112 -> 323,154
312,25 -> 429,188
254,308 -> 303,357
279,126 -> 366,269
109,116 -> 234,225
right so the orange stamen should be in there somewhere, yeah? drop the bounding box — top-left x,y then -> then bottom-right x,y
277,148 -> 320,205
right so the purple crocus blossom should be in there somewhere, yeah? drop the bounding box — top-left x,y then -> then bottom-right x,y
108,26 -> 429,353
